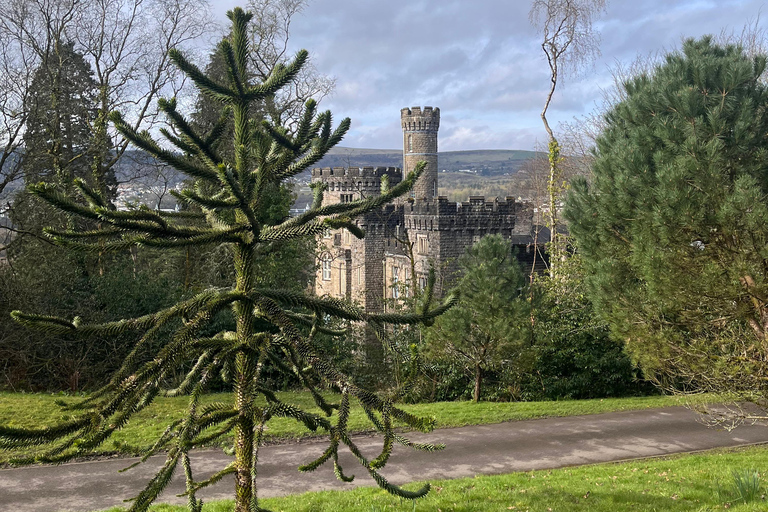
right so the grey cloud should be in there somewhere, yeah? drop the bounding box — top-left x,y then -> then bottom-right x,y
213,0 -> 768,151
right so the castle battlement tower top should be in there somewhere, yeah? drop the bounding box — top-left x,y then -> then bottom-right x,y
401,106 -> 439,199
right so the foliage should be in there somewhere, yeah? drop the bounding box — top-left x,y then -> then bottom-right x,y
0,250 -> 181,391
565,38 -> 768,410
0,9 -> 454,512
718,469 -> 763,505
523,256 -> 655,400
424,235 -> 529,402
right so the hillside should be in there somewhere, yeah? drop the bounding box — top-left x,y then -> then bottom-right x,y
312,147 -> 540,177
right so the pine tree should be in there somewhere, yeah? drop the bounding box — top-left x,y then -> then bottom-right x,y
23,40 -> 112,192
565,38 -> 768,403
0,9 -> 453,512
425,235 -> 530,402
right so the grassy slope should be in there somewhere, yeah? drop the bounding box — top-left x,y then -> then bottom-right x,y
0,392 -> 709,463
100,444 -> 768,511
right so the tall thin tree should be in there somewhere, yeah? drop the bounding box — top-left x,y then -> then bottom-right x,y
1,8 -> 452,512
528,0 -> 606,276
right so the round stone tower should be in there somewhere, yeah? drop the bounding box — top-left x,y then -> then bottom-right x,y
401,106 -> 439,199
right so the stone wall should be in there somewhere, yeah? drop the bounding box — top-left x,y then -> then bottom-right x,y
312,107 -> 545,312
311,167 -> 402,207
401,107 -> 439,200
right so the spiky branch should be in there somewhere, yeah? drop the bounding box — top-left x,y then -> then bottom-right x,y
2,7 -> 451,512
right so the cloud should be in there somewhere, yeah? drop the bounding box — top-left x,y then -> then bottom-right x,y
213,0 -> 768,151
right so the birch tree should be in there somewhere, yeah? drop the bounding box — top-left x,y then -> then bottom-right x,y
528,0 -> 606,276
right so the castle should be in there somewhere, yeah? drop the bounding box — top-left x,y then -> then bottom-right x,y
313,107 -> 546,313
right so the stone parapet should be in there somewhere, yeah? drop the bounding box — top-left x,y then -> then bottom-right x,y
311,166 -> 402,180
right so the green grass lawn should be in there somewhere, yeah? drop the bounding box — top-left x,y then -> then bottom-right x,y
96,444 -> 768,511
0,391 -> 714,464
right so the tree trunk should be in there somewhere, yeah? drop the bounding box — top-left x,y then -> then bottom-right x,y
233,244 -> 257,512
473,363 -> 482,403
546,137 -> 564,278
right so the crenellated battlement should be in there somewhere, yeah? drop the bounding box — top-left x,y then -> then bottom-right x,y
401,106 -> 440,132
400,195 -> 524,233
311,166 -> 402,180
404,195 -> 518,216
311,167 -> 403,201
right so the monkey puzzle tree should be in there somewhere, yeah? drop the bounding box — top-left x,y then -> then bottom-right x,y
0,8 -> 452,512
565,38 -> 768,418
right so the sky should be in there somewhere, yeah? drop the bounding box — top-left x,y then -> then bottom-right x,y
214,0 -> 768,151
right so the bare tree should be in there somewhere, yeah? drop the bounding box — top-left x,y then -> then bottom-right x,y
75,0 -> 214,191
246,0 -> 335,128
0,0 -> 214,197
0,1 -> 44,200
528,0 -> 606,276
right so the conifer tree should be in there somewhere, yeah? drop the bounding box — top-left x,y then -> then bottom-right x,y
425,235 -> 529,403
565,38 -> 768,408
23,39 -> 114,195
0,9 -> 453,512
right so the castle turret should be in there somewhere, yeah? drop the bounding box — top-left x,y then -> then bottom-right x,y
401,106 -> 439,199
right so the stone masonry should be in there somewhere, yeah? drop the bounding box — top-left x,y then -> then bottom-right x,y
313,107 -> 547,313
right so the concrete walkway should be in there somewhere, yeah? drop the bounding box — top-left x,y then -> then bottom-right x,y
2,406 -> 768,512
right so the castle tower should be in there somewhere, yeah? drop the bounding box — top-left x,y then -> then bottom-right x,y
401,106 -> 439,199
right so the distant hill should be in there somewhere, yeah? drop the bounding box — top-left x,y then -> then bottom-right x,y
312,147 -> 541,177
1,147 -> 540,204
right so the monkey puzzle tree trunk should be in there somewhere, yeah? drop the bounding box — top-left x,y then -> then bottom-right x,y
233,243 -> 257,511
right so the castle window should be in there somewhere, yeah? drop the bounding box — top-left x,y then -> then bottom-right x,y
392,266 -> 399,299
404,269 -> 410,297
417,235 -> 429,255
418,275 -> 427,290
322,256 -> 332,280
408,134 -> 413,153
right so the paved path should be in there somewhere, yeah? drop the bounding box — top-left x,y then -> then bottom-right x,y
2,406 -> 768,512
